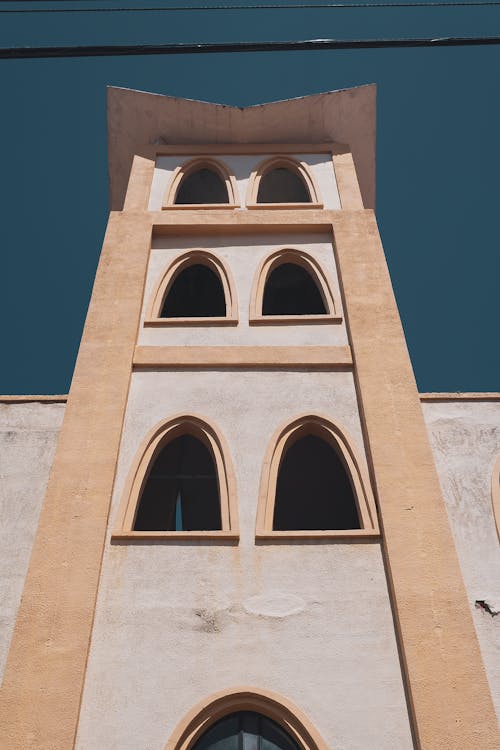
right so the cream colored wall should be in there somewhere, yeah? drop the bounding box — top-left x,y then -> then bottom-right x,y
139,233 -> 347,348
422,399 -> 500,721
148,154 -> 341,211
0,402 -> 65,682
74,368 -> 414,750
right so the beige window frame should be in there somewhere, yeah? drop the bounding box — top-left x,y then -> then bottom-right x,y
162,157 -> 240,209
162,687 -> 329,750
144,249 -> 239,327
249,247 -> 342,325
112,414 -> 239,541
246,156 -> 322,209
255,414 -> 379,540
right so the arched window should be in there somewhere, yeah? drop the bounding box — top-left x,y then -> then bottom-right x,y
163,158 -> 238,208
273,434 -> 359,531
134,434 -> 221,531
193,713 -> 299,750
263,263 -> 326,316
247,157 -> 320,207
113,416 -> 238,539
249,248 -> 340,324
176,168 -> 228,204
161,264 -> 226,318
145,251 -> 238,325
258,169 -> 310,204
256,415 -> 378,539
162,688 -> 329,750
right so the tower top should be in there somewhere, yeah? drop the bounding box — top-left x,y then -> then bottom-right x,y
107,84 -> 376,211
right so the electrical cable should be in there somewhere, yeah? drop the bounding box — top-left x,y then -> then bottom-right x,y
2,35 -> 500,57
2,0 -> 500,12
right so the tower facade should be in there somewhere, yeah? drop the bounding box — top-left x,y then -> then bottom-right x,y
1,86 -> 499,750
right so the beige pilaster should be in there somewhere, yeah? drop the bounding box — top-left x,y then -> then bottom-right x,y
123,151 -> 156,211
331,148 -> 364,210
0,211 -> 152,750
332,209 -> 500,749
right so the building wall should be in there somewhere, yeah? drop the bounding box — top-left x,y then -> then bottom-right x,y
72,224 -> 414,750
74,365 -> 413,750
0,401 -> 65,681
148,154 -> 341,211
422,399 -> 500,721
3,399 -> 498,746
139,232 -> 347,348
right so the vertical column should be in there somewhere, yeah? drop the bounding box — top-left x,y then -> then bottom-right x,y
0,211 -> 152,750
332,209 -> 500,749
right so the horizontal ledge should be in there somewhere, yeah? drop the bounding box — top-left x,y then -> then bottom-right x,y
0,394 -> 68,403
246,203 -> 324,210
111,531 -> 239,542
153,143 -> 342,156
151,211 -> 338,231
3,391 -> 497,403
133,345 -> 352,368
249,315 -> 342,326
255,529 -> 380,541
420,392 -> 500,402
144,317 -> 238,327
162,203 -> 239,210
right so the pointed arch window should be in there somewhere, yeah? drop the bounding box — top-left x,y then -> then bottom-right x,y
256,415 -> 379,539
163,158 -> 239,208
113,416 -> 238,540
145,250 -> 239,326
193,713 -> 299,750
247,157 -> 321,208
162,688 -> 329,750
249,248 -> 342,324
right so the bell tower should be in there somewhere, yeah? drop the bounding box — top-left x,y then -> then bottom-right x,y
0,85 -> 498,750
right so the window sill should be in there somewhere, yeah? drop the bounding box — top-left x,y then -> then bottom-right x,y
246,202 -> 324,210
249,314 -> 342,326
111,530 -> 239,542
161,203 -> 238,210
144,317 -> 238,327
255,529 -> 379,541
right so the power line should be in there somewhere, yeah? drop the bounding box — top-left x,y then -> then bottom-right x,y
1,35 -> 500,56
2,0 -> 500,12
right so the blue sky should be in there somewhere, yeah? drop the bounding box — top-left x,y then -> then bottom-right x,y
0,0 -> 499,393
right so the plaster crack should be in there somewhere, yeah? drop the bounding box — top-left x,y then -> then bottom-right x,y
475,599 -> 500,617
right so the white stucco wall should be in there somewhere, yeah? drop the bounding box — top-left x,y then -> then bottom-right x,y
0,401 -> 65,682
422,399 -> 500,721
75,370 -> 413,750
148,154 -> 341,211
138,233 -> 348,348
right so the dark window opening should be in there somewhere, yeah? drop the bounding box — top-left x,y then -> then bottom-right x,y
133,434 -> 222,531
175,168 -> 229,204
161,264 -> 226,318
273,434 -> 360,530
193,712 -> 300,750
257,168 -> 311,203
262,263 -> 326,316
